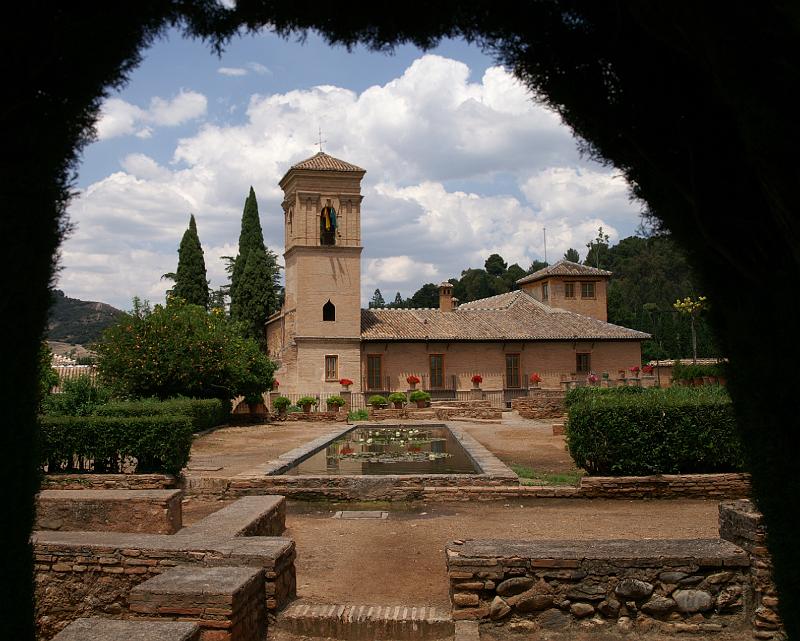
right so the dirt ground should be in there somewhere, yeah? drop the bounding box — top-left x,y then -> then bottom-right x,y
183,496 -> 720,610
460,415 -> 577,475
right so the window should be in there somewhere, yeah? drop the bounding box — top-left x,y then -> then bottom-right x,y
564,282 -> 575,299
505,354 -> 521,388
325,355 -> 338,381
576,353 -> 591,374
581,282 -> 596,299
322,300 -> 335,321
367,354 -> 382,390
542,282 -> 549,300
429,354 -> 444,388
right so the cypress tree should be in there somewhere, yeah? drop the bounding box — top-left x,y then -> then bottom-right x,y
230,187 -> 281,343
173,214 -> 209,308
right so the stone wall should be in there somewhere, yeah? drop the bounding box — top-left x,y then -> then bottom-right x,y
36,490 -> 183,534
512,390 -> 565,419
41,474 -> 177,490
34,496 -> 295,640
282,410 -> 348,422
719,500 -> 784,639
446,538 -> 750,635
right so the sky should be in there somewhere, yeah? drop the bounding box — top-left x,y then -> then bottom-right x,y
60,28 -> 644,310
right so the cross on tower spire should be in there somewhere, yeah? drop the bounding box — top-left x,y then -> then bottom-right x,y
317,126 -> 327,153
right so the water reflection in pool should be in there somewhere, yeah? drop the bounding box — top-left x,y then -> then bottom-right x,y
282,425 -> 479,475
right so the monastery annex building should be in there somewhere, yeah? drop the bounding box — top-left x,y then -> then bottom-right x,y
265,152 -> 649,399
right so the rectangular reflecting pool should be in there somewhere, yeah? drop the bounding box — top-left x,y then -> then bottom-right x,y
282,424 -> 479,476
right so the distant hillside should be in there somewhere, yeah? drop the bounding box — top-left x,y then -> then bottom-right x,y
47,290 -> 124,345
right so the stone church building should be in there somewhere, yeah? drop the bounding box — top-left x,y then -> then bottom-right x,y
265,152 -> 649,398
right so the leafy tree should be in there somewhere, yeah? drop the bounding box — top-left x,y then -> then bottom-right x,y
388,292 -> 405,308
564,248 -> 580,262
673,296 -> 708,364
409,283 -> 439,308
96,298 -> 275,401
7,5 -> 800,636
502,263 -> 527,291
453,268 -> 493,303
38,343 -> 59,408
584,227 -> 610,269
369,289 -> 385,309
484,253 -> 507,277
171,214 -> 209,308
229,188 -> 281,344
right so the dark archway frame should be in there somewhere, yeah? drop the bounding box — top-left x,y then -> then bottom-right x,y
3,3 -> 799,638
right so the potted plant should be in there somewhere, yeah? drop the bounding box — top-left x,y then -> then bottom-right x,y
629,365 -> 640,378
339,378 -> 353,390
529,373 -> 542,388
388,392 -> 407,409
326,395 -> 346,412
297,396 -> 317,413
244,392 -> 267,415
409,390 -> 431,408
272,396 -> 291,417
642,364 -> 654,376
406,375 -> 420,390
587,372 -> 599,386
272,379 -> 279,391
368,394 -> 388,409
470,374 -> 483,389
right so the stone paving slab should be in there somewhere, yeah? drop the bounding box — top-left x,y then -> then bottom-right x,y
52,618 -> 200,641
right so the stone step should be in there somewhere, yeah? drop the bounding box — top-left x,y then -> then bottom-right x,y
277,601 -> 454,640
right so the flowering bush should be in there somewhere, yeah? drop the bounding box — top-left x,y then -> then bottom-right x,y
587,373 -> 599,384
629,365 -> 640,374
339,378 -> 353,386
471,374 -> 483,384
406,375 -> 421,385
530,373 -> 542,384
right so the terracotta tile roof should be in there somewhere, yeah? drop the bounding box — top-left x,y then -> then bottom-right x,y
289,152 -> 365,173
361,290 -> 650,341
516,259 -> 612,285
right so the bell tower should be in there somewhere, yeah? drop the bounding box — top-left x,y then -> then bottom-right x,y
266,152 -> 365,394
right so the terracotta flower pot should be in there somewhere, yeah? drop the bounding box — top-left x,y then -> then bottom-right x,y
393,402 -> 404,409
327,405 -> 340,412
416,400 -> 426,408
302,404 -> 312,413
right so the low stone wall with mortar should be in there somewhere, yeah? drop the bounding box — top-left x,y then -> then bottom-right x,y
41,473 -> 178,490
368,407 -> 437,420
34,496 -> 295,640
446,538 -> 751,636
512,390 -> 565,419
282,410 -> 348,422
719,500 -> 784,639
36,490 -> 183,534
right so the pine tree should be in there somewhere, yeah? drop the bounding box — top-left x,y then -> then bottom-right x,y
172,214 -> 209,308
369,289 -> 385,308
564,248 -> 580,262
229,187 -> 281,344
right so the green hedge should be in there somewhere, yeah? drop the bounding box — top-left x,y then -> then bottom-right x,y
564,385 -> 644,410
565,386 -> 743,475
672,361 -> 727,382
93,397 -> 230,432
40,414 -> 193,475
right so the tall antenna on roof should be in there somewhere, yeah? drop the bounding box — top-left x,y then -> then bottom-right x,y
543,227 -> 547,263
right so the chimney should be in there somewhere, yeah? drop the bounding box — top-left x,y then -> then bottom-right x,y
439,281 -> 454,312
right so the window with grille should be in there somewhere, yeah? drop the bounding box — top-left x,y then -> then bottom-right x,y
576,353 -> 591,373
564,282 -> 575,299
505,354 -> 521,388
325,355 -> 338,381
367,355 -> 382,390
429,354 -> 444,388
580,282 -> 596,298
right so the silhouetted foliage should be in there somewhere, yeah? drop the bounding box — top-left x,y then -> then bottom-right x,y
564,248 -> 580,262
171,214 -> 209,308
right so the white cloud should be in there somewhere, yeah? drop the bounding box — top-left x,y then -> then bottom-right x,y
65,54 -> 642,308
247,62 -> 271,75
95,90 -> 207,140
218,66 -> 248,76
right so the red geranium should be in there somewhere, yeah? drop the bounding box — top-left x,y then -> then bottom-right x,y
340,446 -> 354,455
629,366 -> 640,373
339,378 -> 353,386
272,380 -> 279,389
406,375 -> 421,384
530,373 -> 542,383
471,374 -> 483,384
642,365 -> 654,374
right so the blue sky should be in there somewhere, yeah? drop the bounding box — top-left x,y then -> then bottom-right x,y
64,27 -> 643,309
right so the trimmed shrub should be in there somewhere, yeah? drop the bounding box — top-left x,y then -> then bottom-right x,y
272,396 -> 292,411
388,392 -> 407,405
297,396 -> 318,407
565,386 -> 743,475
409,390 -> 431,403
564,385 -> 644,410
326,395 -> 346,407
93,397 -> 229,432
40,414 -> 193,475
348,408 -> 369,421
672,361 -> 727,382
368,394 -> 388,408
42,375 -> 109,416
